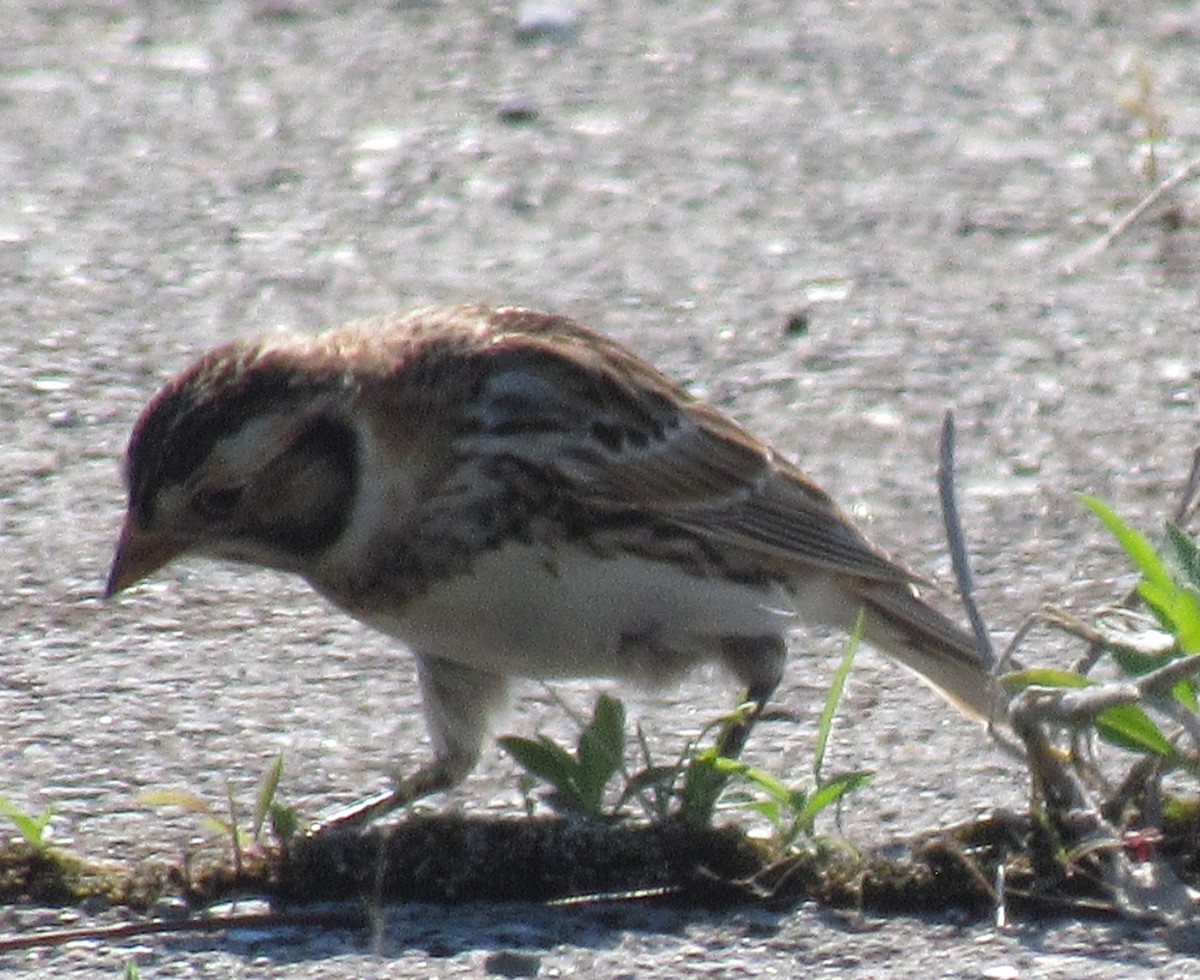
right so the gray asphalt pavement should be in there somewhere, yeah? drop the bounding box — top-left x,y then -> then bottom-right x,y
3,1 -> 1200,975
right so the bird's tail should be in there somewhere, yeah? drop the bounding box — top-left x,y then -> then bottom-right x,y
849,577 -> 1001,722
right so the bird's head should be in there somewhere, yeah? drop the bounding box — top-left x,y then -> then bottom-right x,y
105,343 -> 360,596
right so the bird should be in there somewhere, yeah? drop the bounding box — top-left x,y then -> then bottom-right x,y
105,303 -> 999,831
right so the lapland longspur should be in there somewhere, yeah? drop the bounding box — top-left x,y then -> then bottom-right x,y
106,305 -> 997,828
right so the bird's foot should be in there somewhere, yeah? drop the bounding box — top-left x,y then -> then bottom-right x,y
303,787 -> 408,840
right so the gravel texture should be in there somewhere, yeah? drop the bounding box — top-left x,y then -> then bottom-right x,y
3,1 -> 1200,975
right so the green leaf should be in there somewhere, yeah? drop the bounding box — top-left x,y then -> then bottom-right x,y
679,748 -> 723,821
747,799 -> 783,826
200,815 -> 237,839
499,735 -> 582,807
1135,579 -> 1200,653
0,794 -> 53,852
1082,496 -> 1200,651
1166,523 -> 1200,589
576,694 -> 625,811
1094,703 -> 1179,759
1111,643 -> 1175,678
1173,677 -> 1199,713
1135,578 -> 1200,649
1080,495 -> 1173,592
999,667 -> 1092,693
620,765 -> 678,801
269,802 -> 298,843
589,693 -> 626,762
1135,579 -> 1179,632
136,789 -> 217,816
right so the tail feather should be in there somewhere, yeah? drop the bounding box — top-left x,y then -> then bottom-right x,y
851,578 -> 999,722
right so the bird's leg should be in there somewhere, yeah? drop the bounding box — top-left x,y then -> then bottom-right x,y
304,754 -> 469,836
305,656 -> 508,837
714,678 -> 776,761
681,636 -> 785,825
715,635 -> 786,760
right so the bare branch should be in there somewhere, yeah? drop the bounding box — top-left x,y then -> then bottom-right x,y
937,411 -> 996,666
1172,445 -> 1200,527
1137,653 -> 1200,698
1063,154 -> 1200,274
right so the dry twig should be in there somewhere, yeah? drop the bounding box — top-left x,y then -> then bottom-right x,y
1063,154 -> 1200,274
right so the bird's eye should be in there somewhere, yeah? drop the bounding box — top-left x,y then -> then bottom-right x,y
192,485 -> 244,519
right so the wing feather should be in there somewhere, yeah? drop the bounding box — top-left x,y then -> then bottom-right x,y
592,410 -> 915,583
465,323 -> 917,585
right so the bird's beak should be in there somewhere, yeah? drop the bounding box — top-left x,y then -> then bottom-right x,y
105,516 -> 186,597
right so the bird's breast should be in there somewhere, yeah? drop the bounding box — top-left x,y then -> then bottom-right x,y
345,541 -> 795,682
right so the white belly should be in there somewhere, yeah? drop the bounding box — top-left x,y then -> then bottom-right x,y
361,542 -> 795,681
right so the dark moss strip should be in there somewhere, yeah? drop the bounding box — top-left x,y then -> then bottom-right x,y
2,810 -> 1177,921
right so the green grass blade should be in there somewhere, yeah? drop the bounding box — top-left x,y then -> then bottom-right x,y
999,667 -> 1091,693
1080,495 -> 1173,592
710,756 -> 795,809
1133,577 -> 1200,651
620,765 -> 678,800
136,789 -> 217,816
252,753 -> 285,839
814,610 -> 863,780
800,770 -> 874,827
1135,580 -> 1179,631
1172,584 -> 1200,653
746,799 -> 784,827
200,815 -> 236,839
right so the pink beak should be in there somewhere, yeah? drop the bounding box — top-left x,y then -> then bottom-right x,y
105,515 -> 187,597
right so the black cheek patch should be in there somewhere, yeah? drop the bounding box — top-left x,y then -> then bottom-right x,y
251,416 -> 359,557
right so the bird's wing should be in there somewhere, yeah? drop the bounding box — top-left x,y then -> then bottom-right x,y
464,325 -> 915,585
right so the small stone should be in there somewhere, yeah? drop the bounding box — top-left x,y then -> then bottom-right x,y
515,2 -> 579,42
783,309 -> 810,337
145,44 -> 214,75
1010,454 -> 1042,476
48,408 -> 80,428
252,0 -> 306,22
485,950 -> 541,978
79,894 -> 110,916
497,96 -> 539,124
149,896 -> 192,921
31,374 -> 71,393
